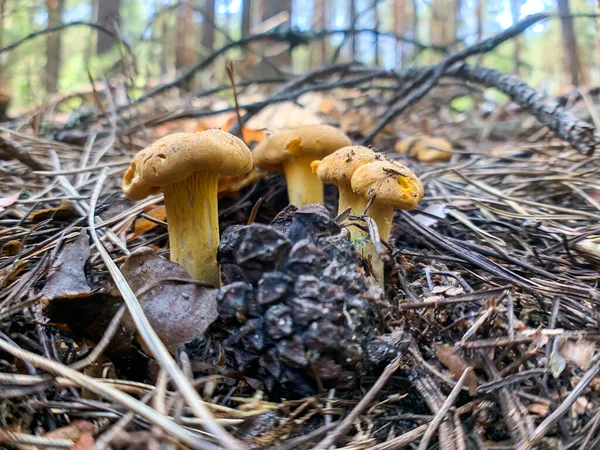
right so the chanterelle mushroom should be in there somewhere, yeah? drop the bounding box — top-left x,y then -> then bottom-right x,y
311,145 -> 381,217
122,129 -> 253,286
253,124 -> 351,206
350,159 -> 424,283
395,135 -> 452,163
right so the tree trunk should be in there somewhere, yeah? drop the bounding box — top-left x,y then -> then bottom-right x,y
241,0 -> 252,38
394,0 -> 405,67
373,0 -> 380,66
510,0 -> 522,74
160,1 -> 169,74
557,0 -> 583,87
96,0 -> 120,55
258,0 -> 292,75
45,0 -> 65,94
476,0 -> 484,43
349,0 -> 356,60
202,0 -> 216,54
175,3 -> 194,69
0,0 -> 5,78
313,0 -> 327,66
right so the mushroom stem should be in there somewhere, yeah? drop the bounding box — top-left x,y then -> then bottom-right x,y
358,202 -> 395,287
162,170 -> 221,286
368,202 -> 395,242
337,184 -> 360,216
282,155 -> 324,206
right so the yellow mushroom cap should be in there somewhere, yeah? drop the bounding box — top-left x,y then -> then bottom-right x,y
395,135 -> 452,163
350,160 -> 424,210
313,146 -> 382,186
122,129 -> 253,200
245,101 -> 322,132
253,124 -> 351,172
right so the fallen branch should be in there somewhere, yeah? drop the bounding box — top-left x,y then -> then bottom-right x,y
448,63 -> 597,155
0,134 -> 50,171
362,12 -> 549,143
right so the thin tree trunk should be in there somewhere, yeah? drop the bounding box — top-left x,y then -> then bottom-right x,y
314,0 -> 327,66
161,12 -> 169,75
373,0 -> 380,66
45,0 -> 65,94
202,0 -> 216,54
510,0 -> 521,74
258,0 -> 292,75
241,0 -> 252,38
453,0 -> 461,47
349,0 -> 356,60
557,0 -> 583,87
0,0 -> 5,78
476,0 -> 484,43
394,0 -> 405,67
96,0 -> 120,54
175,3 -> 194,69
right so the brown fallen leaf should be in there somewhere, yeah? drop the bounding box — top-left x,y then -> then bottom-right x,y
435,343 -> 478,395
19,421 -> 95,450
128,205 -> 167,242
120,247 -> 219,353
528,403 -> 550,417
30,200 -> 79,223
1,239 -> 21,256
0,191 -> 20,212
218,168 -> 266,199
41,229 -> 93,301
559,337 -> 596,371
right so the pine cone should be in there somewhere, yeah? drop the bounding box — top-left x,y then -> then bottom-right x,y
215,204 -> 385,397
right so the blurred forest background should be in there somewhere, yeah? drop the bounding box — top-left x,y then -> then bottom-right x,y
1,0 -> 599,112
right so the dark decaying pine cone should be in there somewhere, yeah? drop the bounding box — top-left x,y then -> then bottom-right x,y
214,204 -> 386,397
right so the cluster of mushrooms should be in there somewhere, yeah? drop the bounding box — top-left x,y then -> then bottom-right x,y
122,124 -> 424,287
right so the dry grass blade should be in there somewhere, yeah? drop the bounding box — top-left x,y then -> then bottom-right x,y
0,337 -> 216,450
417,368 -> 472,450
314,355 -> 404,450
87,169 -> 243,450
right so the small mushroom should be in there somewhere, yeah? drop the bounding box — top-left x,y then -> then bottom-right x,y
253,124 -> 351,206
395,135 -> 452,163
122,129 -> 253,286
350,160 -> 424,283
245,101 -> 323,132
311,146 -> 380,217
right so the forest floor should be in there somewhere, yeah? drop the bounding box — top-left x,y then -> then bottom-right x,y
1,16 -> 600,450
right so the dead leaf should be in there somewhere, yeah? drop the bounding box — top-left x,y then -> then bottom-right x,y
528,403 -> 549,417
218,168 -> 266,199
120,247 -> 219,353
221,115 -> 268,144
128,205 -> 167,242
445,287 -> 465,296
413,204 -> 447,228
571,396 -> 589,417
19,421 -> 94,450
559,338 -> 596,371
1,239 -> 21,256
30,200 -> 78,223
0,191 -> 20,212
435,344 -> 478,395
0,259 -> 26,289
41,230 -> 93,301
